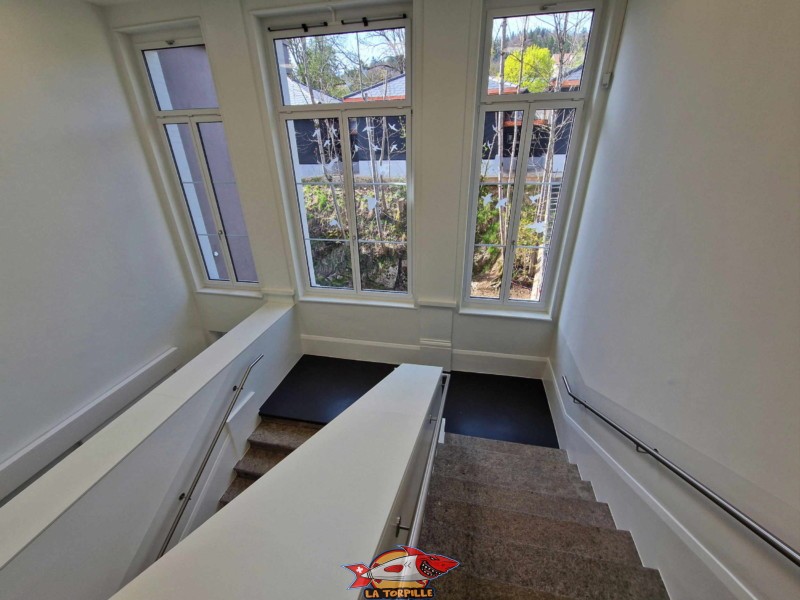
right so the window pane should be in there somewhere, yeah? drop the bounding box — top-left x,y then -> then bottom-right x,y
226,235 -> 258,283
520,108 -> 576,242
286,118 -> 344,184
486,10 -> 594,96
510,246 -> 546,302
197,233 -> 230,281
479,111 -> 524,183
474,184 -> 513,245
308,240 -> 353,288
474,111 -> 521,250
299,184 -> 349,240
286,119 -> 346,221
354,184 -> 407,242
143,45 -> 219,110
510,107 -> 577,302
274,28 -> 406,105
349,114 -> 408,248
197,122 -> 257,283
164,124 -> 229,281
358,242 -> 407,292
470,245 -> 504,299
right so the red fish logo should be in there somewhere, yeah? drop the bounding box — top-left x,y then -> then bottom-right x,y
344,546 -> 459,597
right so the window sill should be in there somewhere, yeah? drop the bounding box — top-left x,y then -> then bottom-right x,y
458,305 -> 553,321
298,293 -> 416,310
196,287 -> 265,300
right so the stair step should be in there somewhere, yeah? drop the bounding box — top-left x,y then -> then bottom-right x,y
445,432 -> 567,462
422,529 -> 669,600
436,443 -> 582,479
219,476 -> 254,506
431,571 -> 571,600
248,417 -> 322,452
233,446 -> 289,480
434,445 -> 594,500
424,496 -> 641,566
429,473 -> 616,530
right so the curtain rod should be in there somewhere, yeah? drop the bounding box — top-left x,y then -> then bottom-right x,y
268,13 -> 407,34
267,21 -> 328,33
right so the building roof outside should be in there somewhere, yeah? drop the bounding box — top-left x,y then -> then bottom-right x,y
284,77 -> 341,105
342,74 -> 525,101
343,74 -> 407,102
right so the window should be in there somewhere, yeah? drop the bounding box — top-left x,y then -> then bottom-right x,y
140,43 -> 258,286
267,13 -> 410,295
466,4 -> 598,308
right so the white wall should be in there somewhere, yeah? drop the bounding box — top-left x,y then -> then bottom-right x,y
551,0 -> 800,598
0,0 -> 207,496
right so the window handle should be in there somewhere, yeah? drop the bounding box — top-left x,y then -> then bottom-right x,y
218,229 -> 224,236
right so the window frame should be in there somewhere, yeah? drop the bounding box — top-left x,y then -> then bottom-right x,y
134,37 -> 260,291
462,0 -> 604,314
264,13 -> 414,300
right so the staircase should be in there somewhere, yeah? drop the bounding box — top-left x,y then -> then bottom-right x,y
219,417 -> 322,507
419,433 -> 669,599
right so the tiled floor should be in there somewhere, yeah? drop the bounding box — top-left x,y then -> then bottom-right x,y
260,356 -> 559,448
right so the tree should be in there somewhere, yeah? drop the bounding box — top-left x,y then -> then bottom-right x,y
503,46 -> 554,93
283,36 -> 345,100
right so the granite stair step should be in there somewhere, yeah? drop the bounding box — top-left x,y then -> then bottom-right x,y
247,417 -> 322,452
220,417 -> 323,508
423,528 -> 669,600
219,476 -> 254,506
445,432 -> 568,461
429,472 -> 616,530
430,570 -> 572,600
434,445 -> 595,501
436,443 -> 583,481
233,446 -> 290,480
424,495 -> 641,566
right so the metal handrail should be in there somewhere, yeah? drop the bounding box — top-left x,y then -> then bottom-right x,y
407,372 -> 450,546
157,354 -> 265,559
562,375 -> 800,569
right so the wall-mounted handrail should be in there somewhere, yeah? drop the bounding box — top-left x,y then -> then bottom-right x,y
562,375 -> 800,569
157,354 -> 264,559
407,372 -> 450,546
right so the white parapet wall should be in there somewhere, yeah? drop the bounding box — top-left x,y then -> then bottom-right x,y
0,302 -> 301,600
109,363 -> 443,600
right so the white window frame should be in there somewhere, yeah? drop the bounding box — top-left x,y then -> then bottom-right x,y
263,11 -> 413,301
462,0 -> 605,314
134,37 -> 260,291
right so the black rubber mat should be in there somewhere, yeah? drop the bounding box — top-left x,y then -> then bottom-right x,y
442,371 -> 559,448
260,356 -> 559,448
259,355 -> 395,424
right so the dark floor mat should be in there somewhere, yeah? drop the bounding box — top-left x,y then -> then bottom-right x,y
442,371 -> 558,448
260,357 -> 558,448
259,355 -> 395,424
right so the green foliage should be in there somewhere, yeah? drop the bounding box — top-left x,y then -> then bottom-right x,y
291,37 -> 348,99
503,46 -> 554,93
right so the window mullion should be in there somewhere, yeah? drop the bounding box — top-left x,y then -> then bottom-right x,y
188,116 -> 236,285
338,110 -> 363,293
498,107 -> 535,303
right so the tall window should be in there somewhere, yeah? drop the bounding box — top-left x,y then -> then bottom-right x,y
466,4 -> 598,307
140,43 -> 258,286
268,14 -> 410,295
